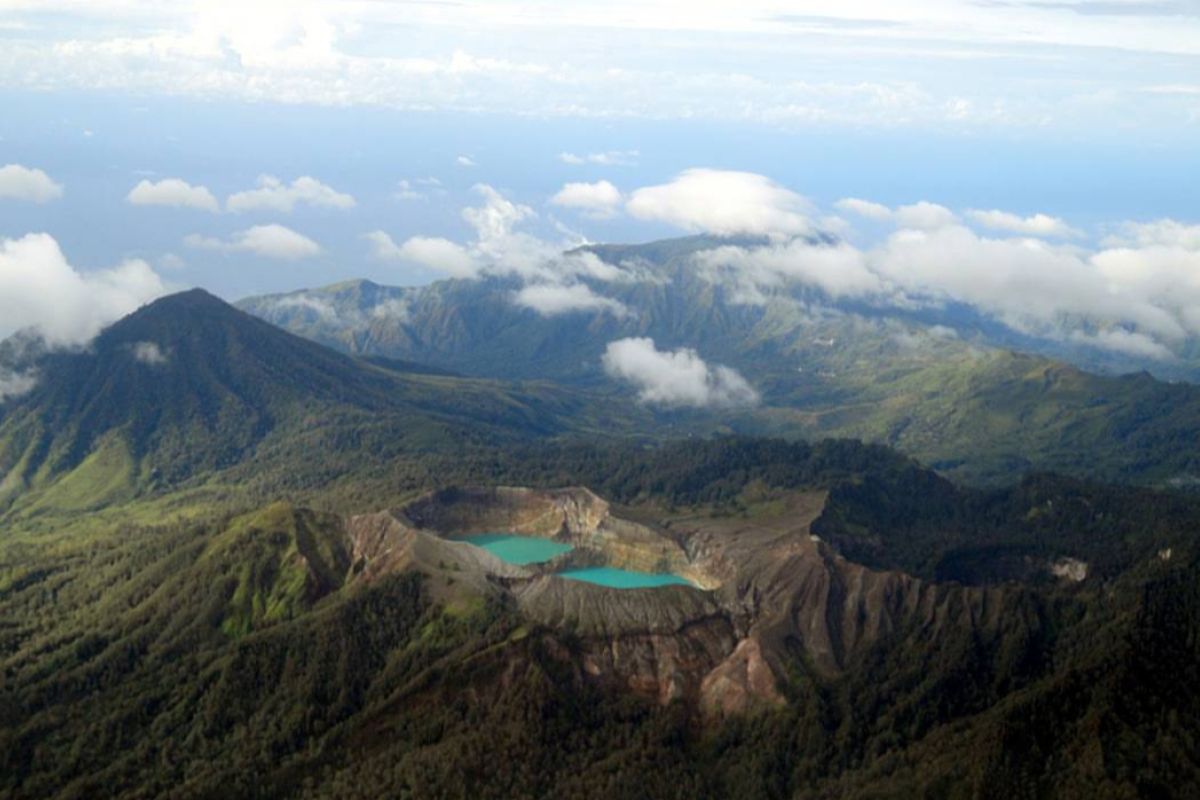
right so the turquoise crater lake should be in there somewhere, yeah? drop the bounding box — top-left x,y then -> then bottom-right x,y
461,534 -> 573,565
558,567 -> 693,589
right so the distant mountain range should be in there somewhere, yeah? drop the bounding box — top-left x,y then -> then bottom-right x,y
239,235 -> 1199,382
238,236 -> 1200,486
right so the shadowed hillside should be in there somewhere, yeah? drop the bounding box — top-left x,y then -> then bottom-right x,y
0,290 -> 655,520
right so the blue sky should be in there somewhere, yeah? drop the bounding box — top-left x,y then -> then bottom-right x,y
2,90 -> 1197,300
1,0 -> 1199,364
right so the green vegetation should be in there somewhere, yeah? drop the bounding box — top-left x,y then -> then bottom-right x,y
2,437 -> 1199,798
3,290 -> 1200,798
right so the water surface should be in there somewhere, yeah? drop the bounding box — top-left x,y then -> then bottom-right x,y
558,566 -> 693,589
461,533 -> 573,565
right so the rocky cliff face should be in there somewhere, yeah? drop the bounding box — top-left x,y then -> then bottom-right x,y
334,486 -> 1034,717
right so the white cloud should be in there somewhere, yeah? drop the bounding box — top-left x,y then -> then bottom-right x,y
602,337 -> 759,408
270,294 -> 339,321
159,253 -> 186,270
1068,328 -> 1174,361
968,209 -> 1080,238
870,224 -> 1183,342
127,178 -> 219,212
364,230 -> 405,261
131,341 -> 169,365
626,169 -> 812,238
456,155 -> 477,167
550,180 -> 622,217
226,175 -> 355,213
395,177 -> 443,200
513,283 -> 629,317
0,233 -> 166,347
892,324 -> 961,351
379,185 -> 657,320
367,231 -> 479,278
1103,218 -> 1200,250
370,298 -> 410,322
0,370 -> 37,402
672,195 -> 1200,363
893,201 -> 959,230
455,185 -> 579,279
185,224 -> 321,260
834,198 -> 958,230
694,239 -> 883,305
2,3 -> 1198,137
835,197 -> 892,220
559,150 -> 639,166
0,164 -> 63,203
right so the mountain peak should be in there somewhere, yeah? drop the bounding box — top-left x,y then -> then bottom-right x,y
98,289 -> 262,350
135,287 -> 232,315
322,278 -> 382,293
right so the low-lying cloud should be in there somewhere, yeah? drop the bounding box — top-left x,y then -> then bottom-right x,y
693,217 -> 1200,361
0,233 -> 166,347
0,370 -> 37,402
694,239 -> 882,304
131,341 -> 169,365
602,337 -> 759,408
513,283 -> 629,317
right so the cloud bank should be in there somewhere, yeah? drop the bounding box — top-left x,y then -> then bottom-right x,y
602,337 -> 759,408
2,2 -> 1196,136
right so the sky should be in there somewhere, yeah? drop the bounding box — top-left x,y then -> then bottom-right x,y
1,0 -> 1200,365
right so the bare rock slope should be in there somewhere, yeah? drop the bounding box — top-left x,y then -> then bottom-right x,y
331,486 -> 1031,716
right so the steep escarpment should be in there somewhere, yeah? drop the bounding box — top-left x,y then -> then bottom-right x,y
327,486 -> 1048,716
